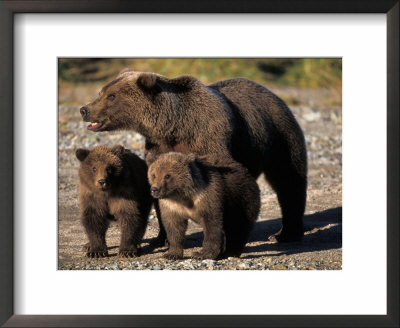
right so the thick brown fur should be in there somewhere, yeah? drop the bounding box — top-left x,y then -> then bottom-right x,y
147,152 -> 260,260
76,145 -> 152,258
80,69 -> 307,243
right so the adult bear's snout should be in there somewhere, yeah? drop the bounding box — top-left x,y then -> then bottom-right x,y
80,106 -> 89,119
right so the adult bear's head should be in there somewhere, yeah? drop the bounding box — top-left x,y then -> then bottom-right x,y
79,68 -> 196,136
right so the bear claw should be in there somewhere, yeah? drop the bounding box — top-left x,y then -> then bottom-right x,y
86,250 -> 108,258
119,248 -> 141,258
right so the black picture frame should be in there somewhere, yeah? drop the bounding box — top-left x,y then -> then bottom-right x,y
0,1 -> 398,327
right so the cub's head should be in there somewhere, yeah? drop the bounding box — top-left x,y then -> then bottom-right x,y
147,152 -> 198,199
79,68 -> 195,134
76,145 -> 125,191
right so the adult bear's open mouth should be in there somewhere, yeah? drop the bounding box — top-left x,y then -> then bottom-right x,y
87,121 -> 104,131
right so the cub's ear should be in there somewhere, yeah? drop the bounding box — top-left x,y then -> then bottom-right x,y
76,148 -> 90,162
111,145 -> 125,157
118,68 -> 133,76
186,153 -> 197,163
137,72 -> 158,89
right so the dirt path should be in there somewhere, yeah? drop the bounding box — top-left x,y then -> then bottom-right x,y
58,87 -> 342,270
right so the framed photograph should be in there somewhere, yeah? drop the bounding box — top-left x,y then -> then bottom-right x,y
1,1 -> 398,327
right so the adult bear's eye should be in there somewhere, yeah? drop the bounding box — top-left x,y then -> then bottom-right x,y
92,167 -> 97,172
107,94 -> 115,101
164,174 -> 170,180
106,166 -> 114,174
152,174 -> 156,179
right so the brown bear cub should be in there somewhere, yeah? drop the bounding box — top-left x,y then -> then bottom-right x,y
76,145 -> 152,258
80,69 -> 307,245
148,152 -> 260,260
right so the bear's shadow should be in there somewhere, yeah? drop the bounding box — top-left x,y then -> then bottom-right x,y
160,207 -> 342,258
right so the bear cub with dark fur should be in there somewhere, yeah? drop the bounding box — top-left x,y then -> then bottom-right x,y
148,152 -> 260,260
76,145 -> 152,258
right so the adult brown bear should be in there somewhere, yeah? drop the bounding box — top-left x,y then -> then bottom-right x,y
80,69 -> 307,244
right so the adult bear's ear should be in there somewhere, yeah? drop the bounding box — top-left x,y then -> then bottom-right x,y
168,75 -> 195,91
76,148 -> 90,162
137,72 -> 158,89
118,68 -> 133,77
111,145 -> 125,157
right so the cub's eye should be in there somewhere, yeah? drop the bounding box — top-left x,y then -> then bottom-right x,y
164,174 -> 170,180
106,166 -> 114,174
107,94 -> 115,101
152,174 -> 156,179
92,167 -> 97,172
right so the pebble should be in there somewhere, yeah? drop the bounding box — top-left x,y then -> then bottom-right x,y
201,260 -> 216,267
238,263 -> 250,270
301,107 -> 321,122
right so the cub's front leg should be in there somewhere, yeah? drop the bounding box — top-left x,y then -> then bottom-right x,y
116,210 -> 148,258
81,207 -> 110,258
192,209 -> 224,260
160,205 -> 188,260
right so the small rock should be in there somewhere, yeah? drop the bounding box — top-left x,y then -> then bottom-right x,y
302,107 -> 321,122
201,259 -> 216,267
272,264 -> 287,270
238,263 -> 250,269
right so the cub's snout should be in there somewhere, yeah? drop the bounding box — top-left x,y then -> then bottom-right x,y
97,178 -> 110,191
150,186 -> 160,198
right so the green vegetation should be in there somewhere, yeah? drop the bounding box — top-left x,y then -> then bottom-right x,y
58,58 -> 341,89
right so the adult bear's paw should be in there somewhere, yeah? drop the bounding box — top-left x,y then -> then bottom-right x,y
268,228 -> 303,243
148,235 -> 169,249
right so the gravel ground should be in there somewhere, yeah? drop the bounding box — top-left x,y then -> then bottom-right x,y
58,87 -> 342,270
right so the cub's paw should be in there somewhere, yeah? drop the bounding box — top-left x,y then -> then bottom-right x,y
119,247 -> 141,258
86,248 -> 108,258
163,251 -> 183,260
192,250 -> 219,260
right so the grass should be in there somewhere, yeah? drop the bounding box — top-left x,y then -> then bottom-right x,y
59,58 -> 342,105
